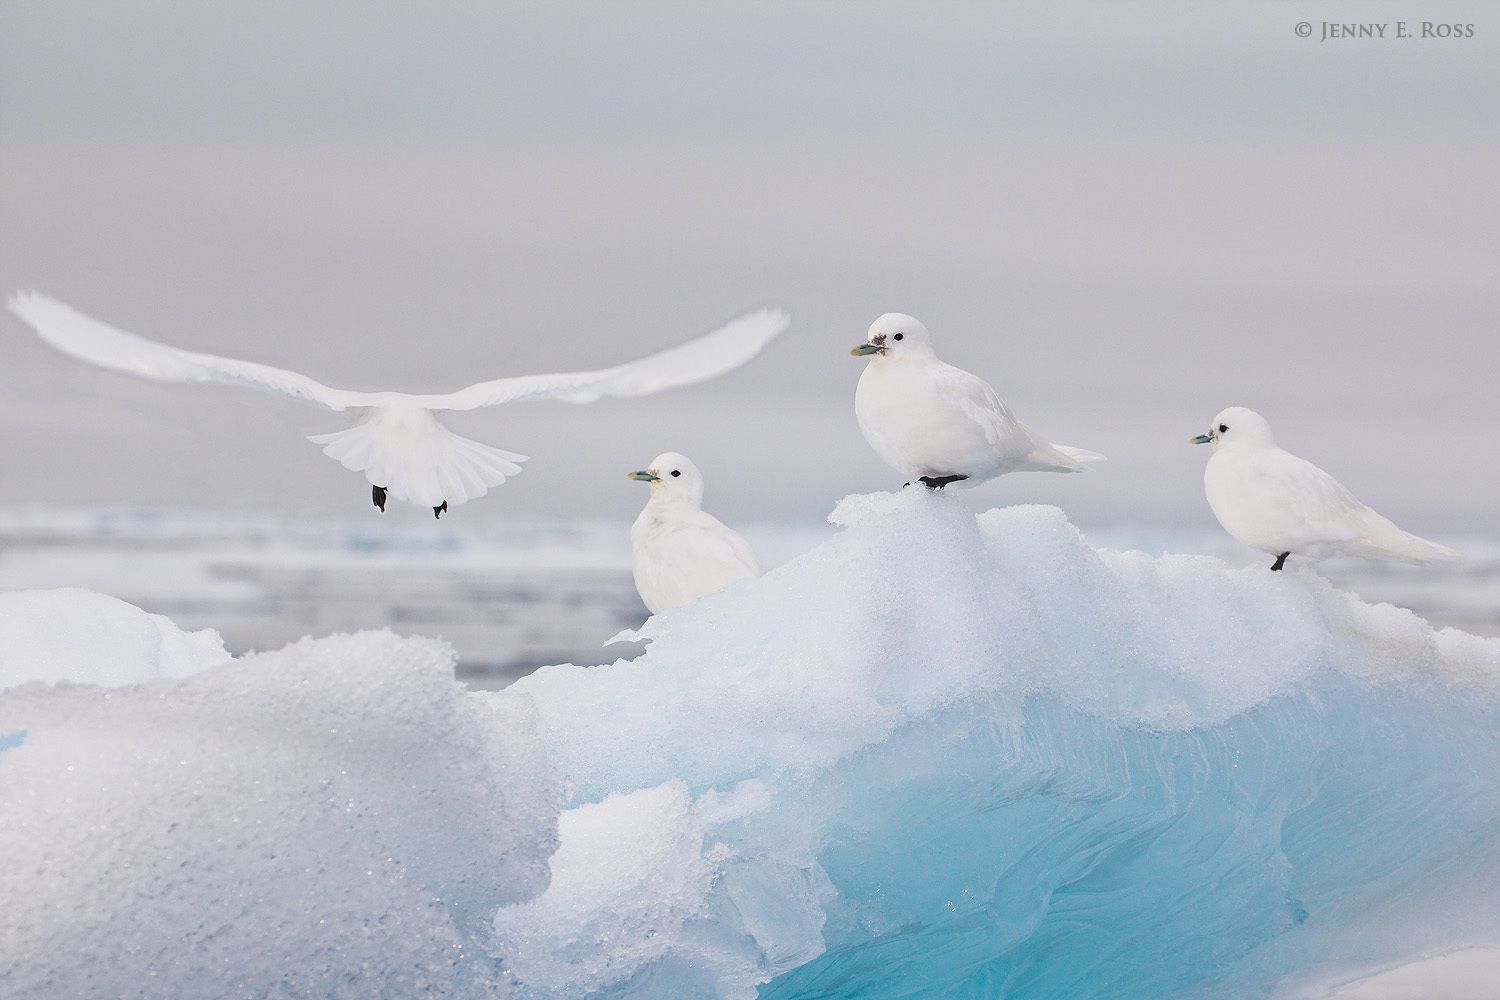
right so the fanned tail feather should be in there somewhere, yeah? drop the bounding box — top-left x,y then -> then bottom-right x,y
308,406 -> 527,509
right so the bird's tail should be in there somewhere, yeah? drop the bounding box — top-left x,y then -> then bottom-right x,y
1352,517 -> 1458,565
1017,438 -> 1108,474
309,406 -> 527,509
1053,444 -> 1107,466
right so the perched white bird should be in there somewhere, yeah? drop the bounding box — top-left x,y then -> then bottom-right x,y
626,452 -> 759,615
851,313 -> 1104,489
7,293 -> 789,517
1193,406 -> 1456,570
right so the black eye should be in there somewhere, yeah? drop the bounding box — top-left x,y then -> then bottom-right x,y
892,333 -> 904,341
671,470 -> 681,477
1218,424 -> 1228,433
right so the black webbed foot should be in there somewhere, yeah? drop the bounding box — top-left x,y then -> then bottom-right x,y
918,474 -> 969,490
433,501 -> 448,519
372,485 -> 388,512
1270,551 -> 1290,571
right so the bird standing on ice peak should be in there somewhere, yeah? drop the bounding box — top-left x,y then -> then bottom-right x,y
627,453 -> 759,615
1192,406 -> 1456,571
850,313 -> 1104,490
7,293 -> 790,517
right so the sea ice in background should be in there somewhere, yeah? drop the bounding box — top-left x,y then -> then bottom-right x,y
0,628 -> 558,999
0,587 -> 229,691
503,490 -> 1500,999
0,507 -> 1487,688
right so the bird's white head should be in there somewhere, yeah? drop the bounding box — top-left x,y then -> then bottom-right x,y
1191,406 -> 1275,451
851,313 -> 934,361
627,452 -> 704,505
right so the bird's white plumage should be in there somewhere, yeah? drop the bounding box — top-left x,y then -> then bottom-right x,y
852,313 -> 1103,485
307,404 -> 528,508
8,293 -> 369,409
423,308 -> 791,410
1197,406 -> 1456,565
628,453 -> 759,616
7,293 -> 790,511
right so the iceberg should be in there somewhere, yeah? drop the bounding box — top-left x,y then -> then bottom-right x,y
501,491 -> 1500,998
2,490 -> 1498,999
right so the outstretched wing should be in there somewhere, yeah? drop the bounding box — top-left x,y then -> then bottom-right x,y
417,307 -> 791,411
8,294 -> 791,414
7,293 -> 369,410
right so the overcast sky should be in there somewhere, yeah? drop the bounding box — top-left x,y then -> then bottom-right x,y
2,1 -> 1496,533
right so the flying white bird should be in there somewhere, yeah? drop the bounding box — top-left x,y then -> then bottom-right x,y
850,313 -> 1104,489
7,293 -> 789,517
1192,406 -> 1456,570
626,452 -> 759,615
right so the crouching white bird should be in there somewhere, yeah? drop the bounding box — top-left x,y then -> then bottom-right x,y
850,313 -> 1104,489
7,293 -> 789,517
1193,406 -> 1456,571
626,452 -> 759,615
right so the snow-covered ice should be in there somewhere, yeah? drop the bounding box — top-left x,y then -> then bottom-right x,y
3,490 -> 1499,998
0,629 -> 557,999
0,587 -> 229,691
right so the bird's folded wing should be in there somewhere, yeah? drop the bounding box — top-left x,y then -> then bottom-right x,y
1259,451 -> 1370,542
938,365 -> 1019,446
677,518 -> 762,579
416,307 -> 791,411
7,293 -> 369,410
702,519 -> 762,578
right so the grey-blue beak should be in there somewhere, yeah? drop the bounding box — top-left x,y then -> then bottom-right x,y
1190,433 -> 1213,445
850,343 -> 883,357
628,470 -> 659,481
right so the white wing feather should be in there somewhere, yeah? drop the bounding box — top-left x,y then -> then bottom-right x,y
1255,449 -> 1452,561
7,292 -> 369,410
935,364 -> 1105,471
8,293 -> 790,513
935,365 -> 1020,446
1254,450 -> 1371,544
632,510 -> 760,615
418,307 -> 791,410
8,293 -> 790,414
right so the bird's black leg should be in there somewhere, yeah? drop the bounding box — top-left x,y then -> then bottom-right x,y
1270,551 -> 1290,571
372,485 -> 388,512
919,474 -> 969,490
433,501 -> 448,519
